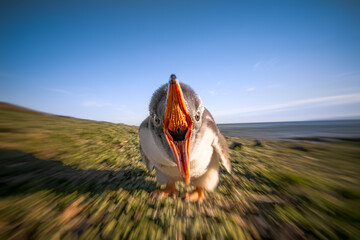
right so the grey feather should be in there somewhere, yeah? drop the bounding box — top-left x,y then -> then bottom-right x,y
203,109 -> 231,173
139,80 -> 231,189
138,117 -> 154,172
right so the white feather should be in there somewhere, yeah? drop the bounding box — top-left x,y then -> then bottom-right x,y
139,127 -> 176,167
139,117 -> 230,188
189,127 -> 216,178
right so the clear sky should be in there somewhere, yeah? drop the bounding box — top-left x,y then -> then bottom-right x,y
1,0 -> 360,125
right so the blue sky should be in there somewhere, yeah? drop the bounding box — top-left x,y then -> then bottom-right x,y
1,0 -> 360,125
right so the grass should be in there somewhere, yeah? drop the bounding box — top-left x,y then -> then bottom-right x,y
0,102 -> 359,239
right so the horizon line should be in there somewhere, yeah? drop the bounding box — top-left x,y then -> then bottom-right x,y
1,101 -> 360,127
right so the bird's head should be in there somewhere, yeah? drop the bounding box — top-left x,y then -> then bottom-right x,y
149,74 -> 204,184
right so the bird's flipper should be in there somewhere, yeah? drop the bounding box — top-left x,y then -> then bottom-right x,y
140,145 -> 154,172
204,109 -> 231,173
139,117 -> 154,172
213,134 -> 231,173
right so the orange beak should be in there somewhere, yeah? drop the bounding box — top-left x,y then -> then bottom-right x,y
163,79 -> 193,185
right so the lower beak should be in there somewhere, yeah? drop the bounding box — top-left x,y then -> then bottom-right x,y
163,79 -> 193,184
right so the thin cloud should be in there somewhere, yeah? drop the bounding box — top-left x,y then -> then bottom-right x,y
215,93 -> 360,116
267,84 -> 281,89
330,72 -> 360,81
82,101 -> 117,107
0,71 -> 20,80
253,58 -> 280,71
209,90 -> 218,95
246,87 -> 256,92
46,88 -> 72,95
331,71 -> 358,78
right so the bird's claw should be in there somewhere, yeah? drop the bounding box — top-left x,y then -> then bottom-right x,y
185,187 -> 204,203
153,184 -> 204,202
153,183 -> 178,199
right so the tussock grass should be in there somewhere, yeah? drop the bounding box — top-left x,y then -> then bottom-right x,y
0,103 -> 359,239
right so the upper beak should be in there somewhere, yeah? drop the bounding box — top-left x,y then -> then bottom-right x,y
163,78 -> 193,184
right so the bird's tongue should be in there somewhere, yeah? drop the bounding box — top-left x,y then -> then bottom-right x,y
173,139 -> 190,183
163,78 -> 193,184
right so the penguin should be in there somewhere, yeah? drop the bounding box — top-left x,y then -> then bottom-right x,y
139,74 -> 231,202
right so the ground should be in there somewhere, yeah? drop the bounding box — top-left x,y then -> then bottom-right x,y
0,103 -> 359,239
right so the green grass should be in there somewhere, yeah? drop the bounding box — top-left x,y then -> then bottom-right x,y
0,102 -> 359,239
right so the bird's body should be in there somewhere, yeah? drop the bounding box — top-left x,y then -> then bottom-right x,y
139,76 -> 230,201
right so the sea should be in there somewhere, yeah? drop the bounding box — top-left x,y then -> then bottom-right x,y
217,119 -> 360,141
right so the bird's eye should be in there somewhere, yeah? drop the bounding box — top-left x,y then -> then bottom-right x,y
153,115 -> 161,126
195,111 -> 201,121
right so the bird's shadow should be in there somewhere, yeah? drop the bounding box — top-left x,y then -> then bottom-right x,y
0,148 -> 156,197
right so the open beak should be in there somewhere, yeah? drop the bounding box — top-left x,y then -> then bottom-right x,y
163,78 -> 193,184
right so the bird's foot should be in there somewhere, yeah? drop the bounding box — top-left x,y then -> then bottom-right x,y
154,183 -> 178,198
185,187 -> 204,203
